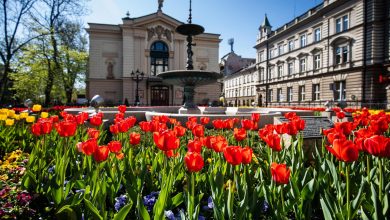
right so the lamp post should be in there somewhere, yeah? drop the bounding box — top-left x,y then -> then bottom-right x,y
131,69 -> 145,106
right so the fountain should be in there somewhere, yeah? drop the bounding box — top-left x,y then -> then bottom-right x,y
158,0 -> 222,114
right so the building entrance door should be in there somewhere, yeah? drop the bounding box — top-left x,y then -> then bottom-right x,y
151,86 -> 169,106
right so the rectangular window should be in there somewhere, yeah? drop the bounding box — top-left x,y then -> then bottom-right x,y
343,15 -> 349,31
287,87 -> 293,102
298,85 -> 305,101
288,62 -> 294,75
312,84 -> 320,101
300,34 -> 307,47
278,45 -> 284,55
260,68 -> 264,82
277,65 -> 283,78
299,59 -> 306,72
334,81 -> 346,101
314,54 -> 321,70
336,18 -> 342,33
314,28 -> 321,42
268,89 -> 273,102
288,40 -> 294,51
260,51 -> 265,62
336,15 -> 349,33
277,88 -> 283,102
336,46 -> 349,64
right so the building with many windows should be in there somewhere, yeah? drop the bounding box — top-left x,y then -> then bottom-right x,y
220,49 -> 256,106
255,0 -> 390,108
86,6 -> 221,106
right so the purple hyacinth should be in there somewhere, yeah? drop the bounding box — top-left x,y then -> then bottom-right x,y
143,191 -> 159,212
114,194 -> 127,212
164,210 -> 175,220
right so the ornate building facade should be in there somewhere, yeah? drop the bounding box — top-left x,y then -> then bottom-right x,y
255,0 -> 390,108
86,8 -> 221,106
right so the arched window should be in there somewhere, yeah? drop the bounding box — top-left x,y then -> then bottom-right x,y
150,41 -> 169,76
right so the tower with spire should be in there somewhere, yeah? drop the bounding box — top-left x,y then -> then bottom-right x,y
258,14 -> 272,41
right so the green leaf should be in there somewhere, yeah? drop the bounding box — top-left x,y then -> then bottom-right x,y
370,183 -> 384,220
320,197 -> 333,220
55,205 -> 78,220
301,178 -> 316,201
84,198 -> 103,220
171,192 -> 184,208
113,203 -> 133,220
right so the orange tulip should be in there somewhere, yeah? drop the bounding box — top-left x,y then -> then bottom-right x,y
270,162 -> 291,185
129,132 -> 141,145
326,139 -> 359,162
93,146 -> 110,162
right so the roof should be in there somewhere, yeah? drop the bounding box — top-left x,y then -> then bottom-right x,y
260,14 -> 272,28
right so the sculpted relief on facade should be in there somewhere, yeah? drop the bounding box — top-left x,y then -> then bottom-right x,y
147,25 -> 172,42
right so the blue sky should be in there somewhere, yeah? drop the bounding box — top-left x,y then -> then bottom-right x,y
85,0 -> 322,59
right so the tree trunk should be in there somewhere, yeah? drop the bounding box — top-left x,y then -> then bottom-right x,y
0,62 -> 11,104
44,29 -> 61,106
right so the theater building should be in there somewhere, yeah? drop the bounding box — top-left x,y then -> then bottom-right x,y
86,6 -> 221,106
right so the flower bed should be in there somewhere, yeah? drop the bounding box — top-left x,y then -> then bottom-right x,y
0,106 -> 389,219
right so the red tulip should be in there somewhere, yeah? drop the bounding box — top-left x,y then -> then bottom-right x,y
125,116 -> 137,128
129,132 -> 141,145
200,117 -> 210,125
251,113 -> 260,122
89,115 -> 103,126
363,135 -> 390,157
212,136 -> 227,152
234,128 -> 247,141
118,105 -> 127,113
31,123 -> 42,136
205,136 -> 216,149
187,140 -> 202,153
223,146 -> 242,165
153,130 -> 180,151
174,125 -> 186,137
224,119 -> 235,130
110,124 -> 119,135
265,133 -> 282,152
184,152 -> 204,172
212,119 -> 224,129
188,116 -> 197,123
284,112 -> 297,120
93,146 -> 110,162
192,124 -> 205,137
87,128 -> 100,139
108,140 -> 122,153
186,120 -> 197,130
326,139 -> 359,162
164,149 -> 179,158
241,147 -> 253,164
39,119 -> 53,135
241,119 -> 254,130
336,111 -> 345,119
80,138 -> 98,155
56,120 -> 77,137
117,120 -> 130,133
270,162 -> 291,185
50,115 -> 59,123
139,121 -> 151,132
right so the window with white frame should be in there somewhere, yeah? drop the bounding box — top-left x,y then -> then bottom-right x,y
259,51 -> 265,62
336,14 -> 349,33
247,87 -> 250,96
277,65 -> 283,78
288,62 -> 294,75
277,88 -> 283,102
314,28 -> 321,42
314,54 -> 321,70
299,58 -> 306,73
298,85 -> 305,101
300,34 -> 307,47
287,87 -> 293,102
288,40 -> 294,51
312,84 -> 320,101
252,87 -> 255,96
335,45 -> 349,64
260,68 -> 265,82
334,81 -> 346,101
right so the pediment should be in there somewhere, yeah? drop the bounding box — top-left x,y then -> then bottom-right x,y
128,12 -> 183,30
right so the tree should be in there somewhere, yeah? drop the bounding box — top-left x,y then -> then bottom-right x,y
0,0 -> 39,104
29,0 -> 87,105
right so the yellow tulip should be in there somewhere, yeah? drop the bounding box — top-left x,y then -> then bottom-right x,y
32,104 -> 42,112
41,112 -> 49,118
5,119 -> 14,126
13,114 -> 20,120
0,114 -> 6,121
0,109 -> 8,115
20,112 -> 29,119
26,116 -> 35,123
7,110 -> 15,118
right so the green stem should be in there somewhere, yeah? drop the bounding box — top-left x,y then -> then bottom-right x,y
379,158 -> 383,202
281,185 -> 285,214
346,164 -> 351,220
366,155 -> 371,181
188,172 -> 195,220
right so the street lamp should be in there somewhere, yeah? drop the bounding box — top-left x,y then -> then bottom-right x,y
131,69 -> 145,106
